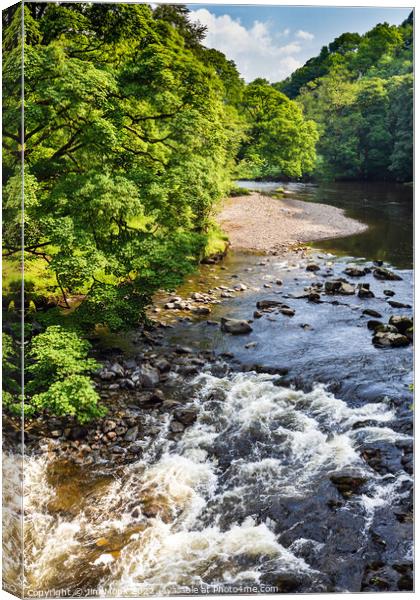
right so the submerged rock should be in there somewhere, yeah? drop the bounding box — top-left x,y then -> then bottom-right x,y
220,317 -> 252,335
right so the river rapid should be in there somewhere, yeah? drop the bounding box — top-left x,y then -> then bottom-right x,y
3,181 -> 413,596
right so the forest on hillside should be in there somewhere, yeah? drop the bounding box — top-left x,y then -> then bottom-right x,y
2,3 -> 413,424
276,12 -> 413,181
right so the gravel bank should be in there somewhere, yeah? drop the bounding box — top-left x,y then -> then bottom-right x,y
217,192 -> 367,252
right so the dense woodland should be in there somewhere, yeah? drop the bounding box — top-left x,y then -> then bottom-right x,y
2,3 -> 413,422
277,12 -> 413,181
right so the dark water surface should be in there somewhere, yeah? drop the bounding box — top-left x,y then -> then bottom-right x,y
237,180 -> 413,268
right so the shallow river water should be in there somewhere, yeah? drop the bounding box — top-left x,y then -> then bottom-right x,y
5,181 -> 413,596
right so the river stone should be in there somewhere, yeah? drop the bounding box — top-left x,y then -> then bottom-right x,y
372,331 -> 410,348
220,317 -> 252,334
373,267 -> 402,281
140,366 -> 160,388
357,283 -> 375,298
388,300 -> 412,309
170,420 -> 185,433
155,358 -> 171,373
124,426 -> 139,442
99,370 -> 115,381
256,299 -> 284,309
344,266 -> 370,277
306,263 -> 320,272
174,408 -> 198,425
363,309 -> 382,318
103,420 -> 117,433
388,315 -> 413,334
253,310 -> 263,319
330,472 -> 367,497
324,280 -> 355,295
281,307 -> 295,316
384,289 -> 395,297
193,306 -> 211,315
110,362 -> 125,377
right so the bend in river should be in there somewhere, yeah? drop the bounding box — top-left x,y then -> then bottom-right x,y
7,181 -> 413,595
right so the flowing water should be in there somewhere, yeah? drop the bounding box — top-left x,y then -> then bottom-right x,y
4,181 -> 413,596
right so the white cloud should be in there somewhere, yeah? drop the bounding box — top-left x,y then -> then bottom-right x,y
189,9 -> 304,82
295,29 -> 315,41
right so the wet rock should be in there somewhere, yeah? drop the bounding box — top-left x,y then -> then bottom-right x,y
174,408 -> 198,425
280,307 -> 295,317
372,331 -> 410,348
388,300 -> 411,309
344,266 -> 370,277
155,358 -> 171,373
253,310 -> 263,319
234,283 -> 247,291
193,306 -> 211,315
178,365 -> 199,377
373,267 -> 402,281
174,345 -> 194,354
330,472 -> 367,497
110,363 -> 125,378
306,263 -> 320,272
220,318 -> 252,335
99,370 -> 115,381
124,426 -> 139,442
256,299 -> 283,309
276,279 -> 283,286
170,420 -> 185,433
308,291 -> 321,302
140,366 -> 160,388
357,283 -> 375,299
383,289 -> 395,297
388,315 -> 413,334
363,309 -> 382,318
324,280 -> 355,295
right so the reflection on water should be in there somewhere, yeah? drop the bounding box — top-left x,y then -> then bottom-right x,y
237,180 -> 413,268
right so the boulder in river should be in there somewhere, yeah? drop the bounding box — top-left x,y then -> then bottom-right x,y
280,307 -> 295,317
389,315 -> 413,335
330,471 -> 367,497
325,280 -> 355,295
220,317 -> 252,335
344,266 -> 371,277
357,283 -> 375,299
373,267 -> 402,281
388,300 -> 411,309
383,289 -> 395,297
372,331 -> 410,348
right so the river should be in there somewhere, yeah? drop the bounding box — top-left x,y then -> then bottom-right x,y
4,181 -> 413,596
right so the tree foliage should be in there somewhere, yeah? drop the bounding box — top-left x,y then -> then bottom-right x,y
277,14 -> 413,181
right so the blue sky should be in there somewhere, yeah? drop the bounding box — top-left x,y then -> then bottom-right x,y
186,4 -> 413,82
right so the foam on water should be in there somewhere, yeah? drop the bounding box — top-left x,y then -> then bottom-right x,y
9,370 -> 412,595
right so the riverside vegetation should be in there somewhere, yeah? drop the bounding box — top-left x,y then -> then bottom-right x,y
2,4 -> 412,425
1,4 -> 413,595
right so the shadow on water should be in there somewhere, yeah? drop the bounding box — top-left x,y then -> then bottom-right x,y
237,180 -> 413,269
